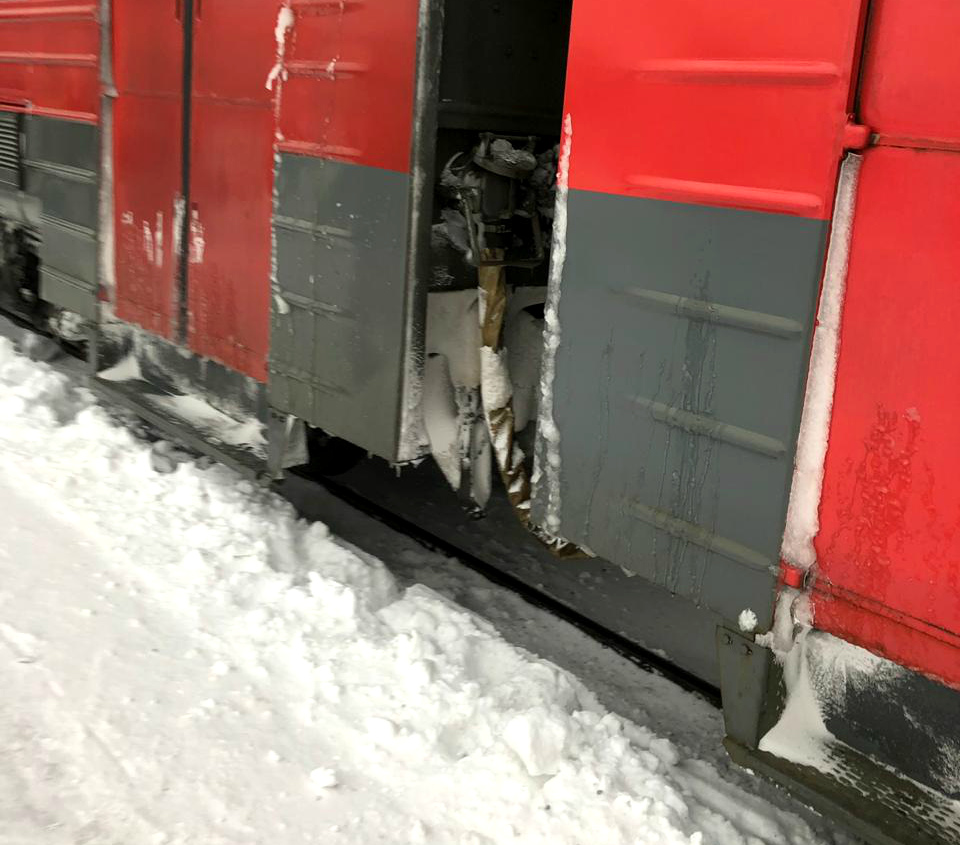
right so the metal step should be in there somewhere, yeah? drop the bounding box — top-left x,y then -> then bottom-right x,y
726,739 -> 960,845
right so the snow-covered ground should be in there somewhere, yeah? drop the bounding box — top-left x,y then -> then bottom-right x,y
0,333 -> 855,845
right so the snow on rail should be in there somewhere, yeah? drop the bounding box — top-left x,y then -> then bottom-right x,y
0,335 -> 834,844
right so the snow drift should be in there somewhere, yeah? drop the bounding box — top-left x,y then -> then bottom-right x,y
0,335 -> 833,845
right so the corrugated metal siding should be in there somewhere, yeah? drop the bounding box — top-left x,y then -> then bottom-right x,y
0,112 -> 21,190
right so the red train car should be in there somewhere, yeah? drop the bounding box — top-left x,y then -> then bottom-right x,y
0,3 -> 958,843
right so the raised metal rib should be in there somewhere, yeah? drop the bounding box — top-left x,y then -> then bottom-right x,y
626,174 -> 822,216
277,140 -> 364,161
24,158 -> 96,183
0,5 -> 97,22
268,364 -> 349,397
40,213 -> 96,240
633,59 -> 841,85
274,214 -> 352,240
0,112 -> 19,187
621,287 -> 803,338
285,60 -> 367,80
289,0 -> 364,13
631,503 -> 775,572
632,396 -> 786,458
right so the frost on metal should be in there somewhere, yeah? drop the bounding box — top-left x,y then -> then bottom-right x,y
396,157 -> 430,464
781,154 -> 862,571
98,100 -> 116,304
265,6 -> 295,92
759,618 -> 916,780
532,113 -> 573,537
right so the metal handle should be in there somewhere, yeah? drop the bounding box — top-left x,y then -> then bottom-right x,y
175,0 -> 182,20
196,0 -> 203,19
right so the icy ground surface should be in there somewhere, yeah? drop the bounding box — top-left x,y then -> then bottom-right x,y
0,335 -> 855,845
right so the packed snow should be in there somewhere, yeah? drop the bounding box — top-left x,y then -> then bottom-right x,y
0,334 -> 854,844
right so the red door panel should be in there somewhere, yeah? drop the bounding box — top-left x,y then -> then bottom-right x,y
186,103 -> 274,379
186,0 -> 276,380
813,2 -> 960,690
112,0 -> 185,338
814,148 -> 960,689
278,0 -> 419,170
113,0 -> 184,97
562,0 -> 867,216
0,1 -> 99,121
859,0 -> 960,145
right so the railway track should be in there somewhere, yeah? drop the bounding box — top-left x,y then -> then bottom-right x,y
0,315 -> 720,710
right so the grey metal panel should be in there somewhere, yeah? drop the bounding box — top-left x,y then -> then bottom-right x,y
40,268 -> 97,321
23,163 -> 98,229
270,154 -> 412,460
38,216 -> 97,283
0,112 -> 21,189
21,116 -> 99,315
24,116 -> 98,175
534,189 -> 829,626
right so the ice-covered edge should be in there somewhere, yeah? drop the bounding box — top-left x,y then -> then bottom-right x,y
532,113 -> 572,536
780,154 -> 862,571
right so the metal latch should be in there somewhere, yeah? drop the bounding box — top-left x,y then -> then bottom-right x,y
843,118 -> 872,151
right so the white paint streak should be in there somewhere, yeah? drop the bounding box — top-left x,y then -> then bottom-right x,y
172,195 -> 186,261
189,208 -> 206,266
142,221 -> 155,265
154,211 -> 164,269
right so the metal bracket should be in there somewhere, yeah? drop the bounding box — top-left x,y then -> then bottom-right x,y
716,625 -> 782,750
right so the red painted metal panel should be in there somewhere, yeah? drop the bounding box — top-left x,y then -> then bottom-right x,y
562,0 -> 866,218
112,1 -> 184,337
186,0 -> 276,380
0,1 -> 99,122
276,0 -> 419,171
814,147 -> 960,690
859,0 -> 960,146
113,0 -> 183,98
812,1 -> 960,691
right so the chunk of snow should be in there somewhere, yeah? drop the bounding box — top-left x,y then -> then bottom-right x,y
308,767 -> 338,794
98,353 -> 142,383
503,709 -> 567,777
